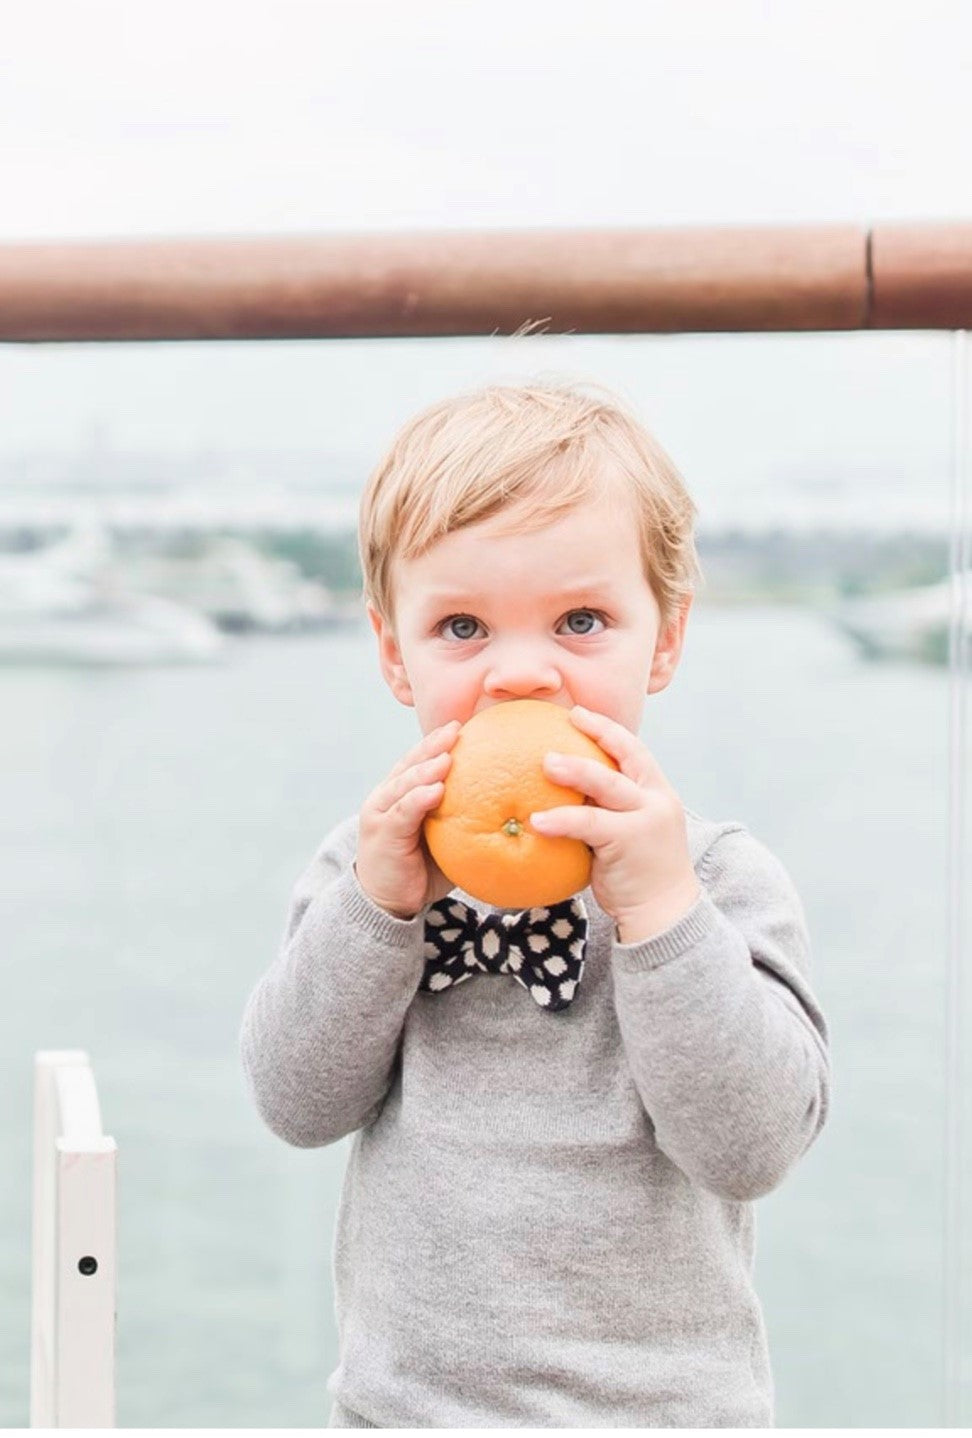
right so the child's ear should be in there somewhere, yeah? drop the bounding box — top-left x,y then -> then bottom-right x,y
647,594 -> 693,696
367,604 -> 416,708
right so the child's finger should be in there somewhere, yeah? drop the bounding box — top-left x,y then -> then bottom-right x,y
543,752 -> 643,811
386,721 -> 461,780
375,752 -> 452,815
528,803 -> 608,846
567,705 -> 664,787
392,781 -> 445,827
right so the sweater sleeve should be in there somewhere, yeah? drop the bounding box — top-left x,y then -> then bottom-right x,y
611,824 -> 831,1203
239,816 -> 428,1148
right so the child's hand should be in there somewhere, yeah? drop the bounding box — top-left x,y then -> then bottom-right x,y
355,721 -> 463,920
530,705 -> 702,944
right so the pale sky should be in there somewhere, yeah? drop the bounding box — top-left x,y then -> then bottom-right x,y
1,0 -> 970,531
4,0 -> 972,235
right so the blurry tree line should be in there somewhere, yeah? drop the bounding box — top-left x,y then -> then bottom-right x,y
257,525 -> 952,607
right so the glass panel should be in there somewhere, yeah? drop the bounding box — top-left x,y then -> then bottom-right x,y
0,331 -> 966,1426
945,330 -> 972,1427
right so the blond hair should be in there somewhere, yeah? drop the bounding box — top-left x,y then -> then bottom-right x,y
358,380 -> 704,632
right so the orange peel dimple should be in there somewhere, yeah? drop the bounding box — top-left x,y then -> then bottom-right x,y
422,698 -> 618,908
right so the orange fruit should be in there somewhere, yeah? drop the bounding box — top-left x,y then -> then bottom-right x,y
423,698 -> 619,909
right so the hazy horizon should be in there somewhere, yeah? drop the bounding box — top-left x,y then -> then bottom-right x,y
0,330 -> 963,535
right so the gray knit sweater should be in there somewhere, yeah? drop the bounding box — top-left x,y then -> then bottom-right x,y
240,807 -> 830,1428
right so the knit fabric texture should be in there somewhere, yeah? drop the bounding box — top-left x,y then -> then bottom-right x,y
240,807 -> 831,1428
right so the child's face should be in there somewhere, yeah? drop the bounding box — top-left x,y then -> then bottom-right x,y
368,493 -> 692,736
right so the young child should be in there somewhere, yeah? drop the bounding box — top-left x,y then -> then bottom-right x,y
240,381 -> 831,1428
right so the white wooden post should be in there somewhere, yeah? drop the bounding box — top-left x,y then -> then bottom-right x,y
31,1050 -> 117,1428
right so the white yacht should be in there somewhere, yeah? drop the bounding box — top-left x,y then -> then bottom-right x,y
826,571 -> 972,666
0,527 -> 225,666
114,536 -> 355,633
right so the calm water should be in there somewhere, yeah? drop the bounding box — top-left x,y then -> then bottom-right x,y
1,601 -> 967,1427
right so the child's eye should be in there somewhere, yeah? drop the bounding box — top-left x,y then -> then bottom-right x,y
436,609 -> 607,641
438,614 -> 483,641
560,608 -> 607,636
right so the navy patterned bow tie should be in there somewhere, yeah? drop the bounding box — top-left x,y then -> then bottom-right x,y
420,895 -> 588,1011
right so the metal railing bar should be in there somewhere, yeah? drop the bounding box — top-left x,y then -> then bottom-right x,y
0,220 -> 968,341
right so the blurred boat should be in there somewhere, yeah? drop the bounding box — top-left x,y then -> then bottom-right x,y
115,536 -> 358,633
0,527 -> 224,666
825,571 -> 972,666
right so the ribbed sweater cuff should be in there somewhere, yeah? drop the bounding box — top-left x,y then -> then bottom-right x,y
336,865 -> 428,951
611,890 -> 722,972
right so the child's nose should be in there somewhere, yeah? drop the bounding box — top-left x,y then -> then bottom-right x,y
482,647 -> 564,701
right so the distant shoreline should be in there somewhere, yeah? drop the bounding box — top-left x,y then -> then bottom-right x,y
0,515 -> 953,610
